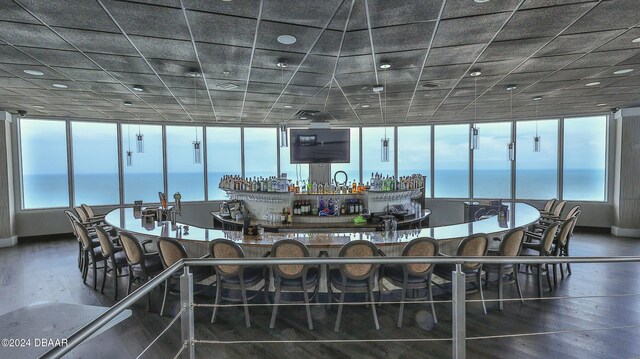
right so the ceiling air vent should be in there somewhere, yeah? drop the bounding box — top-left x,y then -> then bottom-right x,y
217,82 -> 239,90
293,109 -> 320,120
421,81 -> 441,88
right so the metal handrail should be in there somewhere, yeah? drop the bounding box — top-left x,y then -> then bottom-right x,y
41,255 -> 640,358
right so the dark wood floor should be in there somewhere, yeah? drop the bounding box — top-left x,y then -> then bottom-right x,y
1,231 -> 640,359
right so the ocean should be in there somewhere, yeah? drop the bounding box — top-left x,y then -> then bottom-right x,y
21,169 -> 606,209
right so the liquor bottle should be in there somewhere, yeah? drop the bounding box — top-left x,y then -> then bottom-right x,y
287,207 -> 292,226
318,196 -> 325,212
312,181 -> 318,195
295,180 -> 300,194
328,198 -> 334,215
281,208 -> 287,225
301,180 -> 307,194
352,180 -> 357,193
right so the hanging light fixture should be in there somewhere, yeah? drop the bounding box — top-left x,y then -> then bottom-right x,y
279,60 -> 289,148
189,70 -> 202,164
126,124 -> 133,167
380,63 -> 391,162
532,96 -> 542,152
136,124 -> 144,153
506,85 -> 517,161
470,70 -> 481,150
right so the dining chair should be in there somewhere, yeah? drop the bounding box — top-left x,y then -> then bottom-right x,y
94,226 -> 128,301
73,221 -> 106,291
379,237 -> 439,327
157,237 -> 214,316
209,238 -> 269,328
539,198 -> 557,216
484,228 -> 526,310
81,203 -> 106,221
433,233 -> 489,314
119,232 -> 163,296
269,239 -> 320,330
65,209 -> 94,271
520,223 -> 560,297
328,240 -> 380,332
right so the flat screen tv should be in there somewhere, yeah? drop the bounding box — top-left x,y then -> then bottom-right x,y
290,129 -> 350,164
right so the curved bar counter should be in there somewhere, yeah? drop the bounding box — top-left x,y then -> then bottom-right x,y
105,202 -> 540,257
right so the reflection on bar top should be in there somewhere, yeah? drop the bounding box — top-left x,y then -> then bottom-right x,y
105,202 -> 540,247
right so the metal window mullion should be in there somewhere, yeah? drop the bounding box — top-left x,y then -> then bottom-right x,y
276,126 -> 281,176
359,127 -> 363,183
393,126 -> 398,179
558,117 -> 564,200
430,125 -> 434,198
117,122 -> 124,205
469,123 -> 474,200
240,127 -> 245,178
511,120 -> 516,200
67,119 -> 75,207
162,125 -> 168,196
203,126 -> 208,201
15,118 -> 25,210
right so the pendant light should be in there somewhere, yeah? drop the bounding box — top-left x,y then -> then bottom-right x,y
532,96 -> 542,152
136,124 -> 144,153
126,123 -> 133,167
380,63 -> 390,162
470,70 -> 481,150
506,85 -> 517,161
278,60 -> 289,148
189,70 -> 202,164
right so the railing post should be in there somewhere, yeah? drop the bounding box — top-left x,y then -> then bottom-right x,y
180,265 -> 195,359
452,263 -> 466,359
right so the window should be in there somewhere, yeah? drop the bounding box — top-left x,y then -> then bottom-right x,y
434,124 -> 469,198
563,116 -> 607,201
244,127 -> 277,178
207,127 -> 241,200
122,124 -> 163,204
473,122 -> 512,199
398,126 -> 431,197
166,125 -> 204,201
19,119 -> 69,209
331,127 -> 361,185
280,128 -> 309,185
362,127 -> 394,178
72,121 -> 119,205
516,119 -> 558,199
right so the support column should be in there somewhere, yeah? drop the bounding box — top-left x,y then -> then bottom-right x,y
612,107 -> 640,237
0,111 -> 17,247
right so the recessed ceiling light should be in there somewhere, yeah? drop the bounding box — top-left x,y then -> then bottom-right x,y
283,105 -> 292,109
632,37 -> 640,43
277,35 -> 297,45
585,82 -> 601,87
421,81 -> 441,88
132,85 -> 144,92
379,63 -> 391,69
217,82 -> 238,90
595,103 -> 608,107
123,101 -> 132,106
474,0 -> 491,2
506,84 -> 517,91
532,96 -> 543,101
470,70 -> 482,77
23,69 -> 44,76
32,105 -> 45,109
222,71 -> 230,76
276,60 -> 289,68
52,83 -> 68,89
188,71 -> 202,77
613,69 -> 634,75
360,104 -> 370,108
372,85 -> 384,93
418,113 -> 423,116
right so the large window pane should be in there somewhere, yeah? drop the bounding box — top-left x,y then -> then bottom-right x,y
331,127 -> 360,184
362,127 -> 394,178
20,119 -> 69,209
280,128 -> 309,184
122,124 -> 163,203
207,127 -> 241,199
434,124 -> 469,198
516,119 -> 558,199
244,127 -> 277,178
72,121 -> 119,205
398,126 -> 431,196
563,116 -> 607,201
473,122 -> 512,199
166,126 -> 204,201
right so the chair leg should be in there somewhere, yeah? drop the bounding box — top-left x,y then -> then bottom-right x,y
498,266 -> 504,311
82,252 -> 89,283
240,282 -> 251,328
114,266 -> 119,301
368,283 -> 380,330
211,278 -> 222,324
160,279 -> 169,317
565,245 -> 572,275
428,280 -> 437,324
302,281 -> 313,330
537,265 -> 543,298
552,263 -> 558,287
334,291 -> 346,332
545,264 -> 553,292
127,267 -> 133,296
101,259 -> 108,294
477,271 -> 487,315
269,281 -> 282,329
92,257 -> 98,290
398,285 -> 407,328
514,265 -> 524,304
